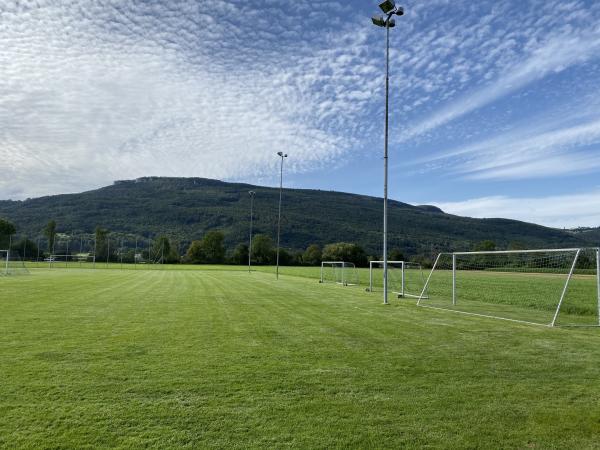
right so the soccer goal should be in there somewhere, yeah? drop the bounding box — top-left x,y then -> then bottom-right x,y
320,261 -> 359,286
417,248 -> 600,327
0,250 -> 30,276
47,253 -> 96,268
367,261 -> 427,298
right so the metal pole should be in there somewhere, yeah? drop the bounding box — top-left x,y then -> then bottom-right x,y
382,20 -> 390,305
418,253 -> 442,305
401,261 -> 405,297
51,235 -> 55,269
36,237 -> 40,265
249,191 -> 255,273
6,235 -> 11,274
596,248 -> 600,326
106,237 -> 110,267
134,237 -> 138,269
161,239 -> 164,267
276,156 -> 284,280
452,253 -> 457,306
79,234 -> 83,268
120,238 -> 123,270
93,235 -> 97,269
551,249 -> 581,327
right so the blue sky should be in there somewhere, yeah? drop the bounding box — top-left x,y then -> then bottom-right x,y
1,0 -> 600,228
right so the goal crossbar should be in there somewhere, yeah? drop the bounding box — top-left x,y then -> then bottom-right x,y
417,248 -> 600,327
320,261 -> 359,286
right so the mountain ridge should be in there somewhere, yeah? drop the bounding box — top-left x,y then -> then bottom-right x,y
0,176 -> 596,256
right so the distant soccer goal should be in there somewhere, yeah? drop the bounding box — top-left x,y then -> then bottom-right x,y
0,250 -> 30,276
320,261 -> 359,286
417,248 -> 600,327
368,260 -> 427,298
47,254 -> 96,268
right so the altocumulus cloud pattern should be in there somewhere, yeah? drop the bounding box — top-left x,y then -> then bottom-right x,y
1,0 -> 600,230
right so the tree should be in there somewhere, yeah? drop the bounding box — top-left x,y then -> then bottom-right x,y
152,235 -> 171,263
322,242 -> 368,267
185,231 -> 226,264
389,248 -> 405,261
302,244 -> 322,266
95,227 -> 109,261
43,220 -> 57,253
186,240 -> 205,264
201,231 -> 226,263
15,238 -> 39,259
473,240 -> 496,251
278,248 -> 295,266
508,241 -> 526,250
252,234 -> 274,265
232,243 -> 249,265
0,218 -> 16,249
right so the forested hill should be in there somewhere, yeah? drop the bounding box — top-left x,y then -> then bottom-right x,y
0,177 -> 594,257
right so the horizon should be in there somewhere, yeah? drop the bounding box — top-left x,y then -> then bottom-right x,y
2,1 -> 600,228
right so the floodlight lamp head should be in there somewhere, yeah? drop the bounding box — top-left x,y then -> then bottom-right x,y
396,6 -> 404,15
372,16 -> 386,27
277,151 -> 283,156
379,0 -> 396,14
249,190 -> 255,196
388,19 -> 396,27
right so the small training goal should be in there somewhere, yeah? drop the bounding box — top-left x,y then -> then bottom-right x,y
0,250 -> 29,276
417,248 -> 600,327
320,261 -> 359,286
367,260 -> 426,298
47,254 -> 96,268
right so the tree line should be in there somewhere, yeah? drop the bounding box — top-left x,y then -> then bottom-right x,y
3,216 -> 583,269
1,217 -> 385,266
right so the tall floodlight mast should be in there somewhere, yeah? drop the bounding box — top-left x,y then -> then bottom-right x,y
372,0 -> 404,305
248,190 -> 256,273
276,151 -> 288,280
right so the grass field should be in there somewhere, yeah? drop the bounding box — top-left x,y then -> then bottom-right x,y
2,267 -> 600,448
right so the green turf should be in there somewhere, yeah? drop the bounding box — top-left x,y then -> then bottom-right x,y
2,268 -> 600,448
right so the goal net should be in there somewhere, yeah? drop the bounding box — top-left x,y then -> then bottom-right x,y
320,261 -> 359,286
47,254 -> 96,268
417,248 -> 600,327
368,261 -> 426,298
0,250 -> 30,276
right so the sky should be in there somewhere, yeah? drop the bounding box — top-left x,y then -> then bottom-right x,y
1,0 -> 600,229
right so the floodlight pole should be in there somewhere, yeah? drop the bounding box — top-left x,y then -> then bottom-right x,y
382,18 -> 391,305
248,191 -> 256,273
276,152 -> 288,280
372,2 -> 403,305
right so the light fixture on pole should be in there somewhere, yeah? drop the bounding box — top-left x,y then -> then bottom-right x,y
372,0 -> 404,305
248,190 -> 256,273
276,151 -> 288,280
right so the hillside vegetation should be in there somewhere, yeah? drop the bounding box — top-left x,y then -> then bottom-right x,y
0,177 -> 594,257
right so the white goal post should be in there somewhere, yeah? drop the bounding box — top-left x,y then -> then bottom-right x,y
417,248 -> 600,327
0,250 -> 29,276
367,261 -> 427,298
320,261 -> 359,286
48,254 -> 96,268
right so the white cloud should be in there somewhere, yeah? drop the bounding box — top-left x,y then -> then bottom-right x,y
415,115 -> 600,179
398,30 -> 600,143
433,191 -> 600,228
1,0 -> 600,200
0,0 -> 371,199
